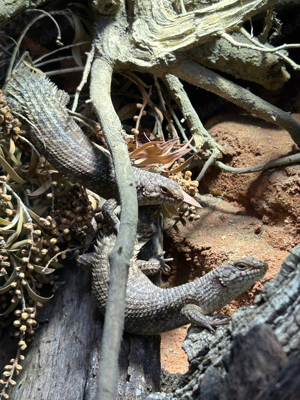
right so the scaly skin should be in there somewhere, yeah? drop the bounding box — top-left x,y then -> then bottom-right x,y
81,233 -> 268,335
4,63 -> 184,205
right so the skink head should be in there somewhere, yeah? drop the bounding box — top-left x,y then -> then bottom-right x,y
137,173 -> 184,206
214,257 -> 268,300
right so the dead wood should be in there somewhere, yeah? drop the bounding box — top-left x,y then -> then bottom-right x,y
149,245 -> 300,399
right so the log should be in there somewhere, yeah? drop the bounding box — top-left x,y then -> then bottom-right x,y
149,245 -> 300,399
0,261 -> 161,400
0,215 -> 164,400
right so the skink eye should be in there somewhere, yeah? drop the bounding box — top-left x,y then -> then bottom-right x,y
161,188 -> 171,195
236,263 -> 247,270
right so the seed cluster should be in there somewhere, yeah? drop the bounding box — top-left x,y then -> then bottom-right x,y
172,169 -> 199,199
0,91 -> 25,141
0,94 -> 99,398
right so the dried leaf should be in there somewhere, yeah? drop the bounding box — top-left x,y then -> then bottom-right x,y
0,201 -> 20,232
0,154 -> 26,184
164,155 -> 194,174
134,148 -> 190,167
183,192 -> 202,208
27,150 -> 39,178
164,204 -> 180,217
23,60 -> 43,75
48,260 -> 65,269
0,269 -> 16,294
32,205 -> 48,217
25,282 -> 54,303
10,239 -> 32,250
0,298 -> 19,317
8,138 -> 16,160
68,9 -> 85,67
28,179 -> 52,197
130,141 -> 162,159
130,137 -> 192,169
0,281 -> 16,294
33,264 -> 55,275
117,103 -> 138,121
1,139 -> 19,164
0,229 -> 15,234
0,217 -> 14,226
160,205 -> 173,219
5,206 -> 24,246
27,208 -> 46,225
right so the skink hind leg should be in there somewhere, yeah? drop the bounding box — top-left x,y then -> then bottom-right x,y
136,259 -> 162,275
181,304 -> 230,333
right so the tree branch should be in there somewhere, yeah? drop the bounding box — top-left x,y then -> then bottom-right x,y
164,73 -> 224,152
172,59 -> 300,146
90,56 -> 138,400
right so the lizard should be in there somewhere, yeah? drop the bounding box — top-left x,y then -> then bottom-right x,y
4,61 -> 268,335
3,61 -> 184,206
78,219 -> 268,335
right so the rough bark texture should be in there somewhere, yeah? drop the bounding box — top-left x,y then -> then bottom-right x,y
188,31 -> 290,90
0,0 -> 50,20
148,244 -> 300,399
0,255 -> 161,400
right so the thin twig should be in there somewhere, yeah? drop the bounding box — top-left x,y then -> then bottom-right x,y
189,151 -> 300,174
34,56 -> 75,68
6,183 -> 34,264
165,96 -> 199,153
196,149 -> 220,182
68,110 -> 100,127
42,241 -> 95,272
215,152 -> 300,174
71,115 -> 99,134
34,41 -> 91,64
164,73 -> 224,152
72,42 -> 95,112
134,85 -> 152,145
6,10 -> 63,79
154,76 -> 178,141
45,66 -> 84,77
223,30 -> 300,70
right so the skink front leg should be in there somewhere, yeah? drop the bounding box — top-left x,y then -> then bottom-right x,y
181,304 -> 230,332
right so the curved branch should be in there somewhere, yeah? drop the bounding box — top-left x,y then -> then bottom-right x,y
215,152 -> 300,174
90,57 -> 138,400
171,60 -> 300,146
224,29 -> 300,71
196,149 -> 220,181
190,152 -> 300,175
164,73 -> 224,152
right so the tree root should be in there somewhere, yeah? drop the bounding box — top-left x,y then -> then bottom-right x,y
171,59 -> 300,146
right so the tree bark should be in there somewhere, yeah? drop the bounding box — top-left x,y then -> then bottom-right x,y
1,265 -> 161,400
158,244 -> 300,400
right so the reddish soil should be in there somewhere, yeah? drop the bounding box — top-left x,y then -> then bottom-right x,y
160,113 -> 300,373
